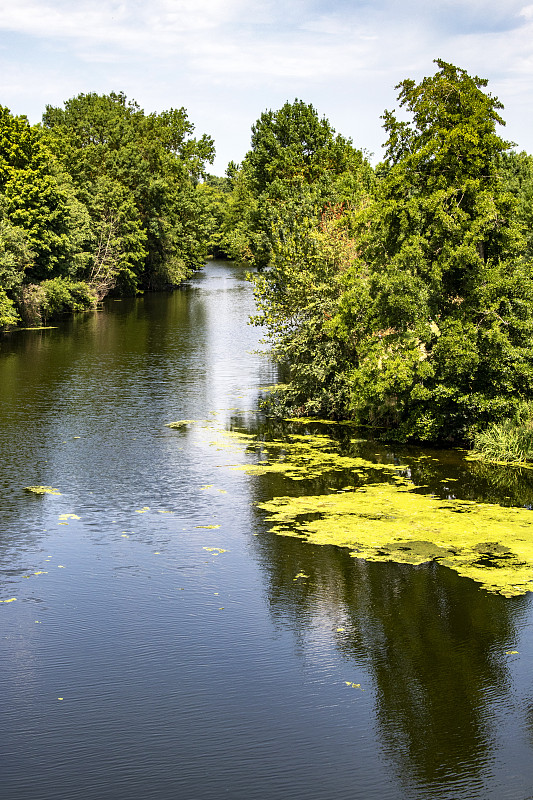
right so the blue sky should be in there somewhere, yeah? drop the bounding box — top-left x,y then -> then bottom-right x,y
0,0 -> 532,174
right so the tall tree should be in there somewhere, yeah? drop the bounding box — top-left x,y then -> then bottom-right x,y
42,92 -> 215,290
0,105 -> 77,283
337,60 -> 533,440
227,99 -> 372,267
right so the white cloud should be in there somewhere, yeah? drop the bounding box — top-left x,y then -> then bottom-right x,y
0,0 -> 532,171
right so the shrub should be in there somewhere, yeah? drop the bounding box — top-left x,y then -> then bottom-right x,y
17,278 -> 97,325
472,405 -> 533,463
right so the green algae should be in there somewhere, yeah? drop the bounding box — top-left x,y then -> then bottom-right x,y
24,486 -> 61,495
284,417 -> 361,428
257,481 -> 533,597
205,422 -> 533,596
216,428 -> 400,482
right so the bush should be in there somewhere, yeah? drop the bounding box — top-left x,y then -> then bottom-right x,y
17,278 -> 97,325
0,288 -> 20,328
472,405 -> 533,463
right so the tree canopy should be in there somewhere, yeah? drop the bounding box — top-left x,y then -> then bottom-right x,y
3,67 -> 533,449
0,93 -> 215,326
250,61 -> 533,443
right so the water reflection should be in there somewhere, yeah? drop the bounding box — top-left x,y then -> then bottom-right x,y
2,260 -> 533,800
250,473 -> 533,799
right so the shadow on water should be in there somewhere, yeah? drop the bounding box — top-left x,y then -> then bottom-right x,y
249,515 -> 533,799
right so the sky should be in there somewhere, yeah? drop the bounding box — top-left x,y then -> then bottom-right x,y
0,0 -> 532,174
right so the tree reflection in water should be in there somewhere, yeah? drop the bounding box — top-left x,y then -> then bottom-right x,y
251,520 -> 531,798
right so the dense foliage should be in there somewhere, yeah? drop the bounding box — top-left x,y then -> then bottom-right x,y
0,93 -> 214,326
249,62 -> 533,444
2,65 -> 533,447
216,100 -> 374,267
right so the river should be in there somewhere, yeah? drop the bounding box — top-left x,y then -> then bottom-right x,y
1,259 -> 533,800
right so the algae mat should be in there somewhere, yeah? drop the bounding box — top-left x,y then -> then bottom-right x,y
257,481 -> 533,597
215,427 -> 533,597
172,421 -> 533,597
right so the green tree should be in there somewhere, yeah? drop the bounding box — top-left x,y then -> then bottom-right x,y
252,204 -> 363,417
336,60 -> 533,440
0,106 -> 76,282
229,100 -> 372,267
42,92 -> 215,290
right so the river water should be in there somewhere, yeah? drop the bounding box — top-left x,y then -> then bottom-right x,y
1,260 -> 533,800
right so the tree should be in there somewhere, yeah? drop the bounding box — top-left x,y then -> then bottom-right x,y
228,99 -> 372,267
336,60 -> 533,440
0,106 -> 77,282
246,101 -> 373,416
42,92 -> 215,290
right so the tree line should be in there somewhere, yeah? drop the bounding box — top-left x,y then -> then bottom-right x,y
210,60 -> 533,451
0,91 -> 214,326
2,61 -> 533,450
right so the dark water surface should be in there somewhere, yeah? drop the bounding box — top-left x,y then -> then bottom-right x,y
1,261 -> 533,800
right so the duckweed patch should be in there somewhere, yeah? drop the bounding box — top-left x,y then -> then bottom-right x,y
207,423 -> 533,596
24,486 -> 61,495
214,428 -> 399,483
258,481 -> 533,597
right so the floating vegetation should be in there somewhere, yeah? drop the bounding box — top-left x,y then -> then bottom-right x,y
0,598 -> 16,603
24,486 -> 61,495
166,420 -> 195,429
258,383 -> 289,394
58,514 -> 80,521
293,572 -> 310,580
207,425 -> 533,597
258,481 -> 533,597
195,524 -> 221,529
135,506 -> 150,513
284,417 -> 360,427
203,547 -> 227,554
215,428 -> 400,482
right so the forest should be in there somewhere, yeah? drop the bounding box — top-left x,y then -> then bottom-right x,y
2,60 -> 533,453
